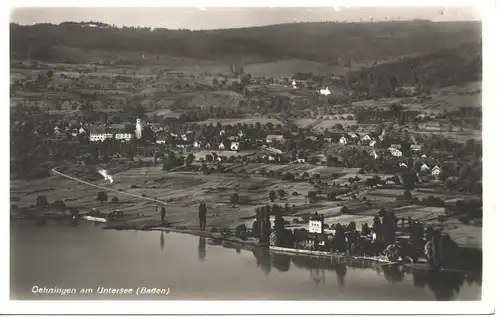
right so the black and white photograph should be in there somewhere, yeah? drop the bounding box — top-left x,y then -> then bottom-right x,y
4,2 -> 496,313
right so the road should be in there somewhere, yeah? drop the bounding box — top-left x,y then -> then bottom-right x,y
51,168 -> 169,205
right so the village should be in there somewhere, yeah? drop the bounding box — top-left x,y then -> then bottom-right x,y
8,13 -> 487,304
10,56 -> 483,264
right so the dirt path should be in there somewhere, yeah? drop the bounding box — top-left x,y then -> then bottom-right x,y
51,168 -> 170,205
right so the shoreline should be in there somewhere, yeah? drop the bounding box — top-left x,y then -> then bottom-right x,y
11,217 -> 483,273
102,221 -> 482,272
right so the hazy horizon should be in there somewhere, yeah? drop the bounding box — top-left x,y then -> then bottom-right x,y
11,7 -> 481,30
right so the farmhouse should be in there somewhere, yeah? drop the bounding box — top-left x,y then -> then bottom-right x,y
431,166 -> 442,176
218,142 -> 225,150
410,144 -> 422,152
390,149 -> 402,157
230,142 -> 239,151
348,132 -> 359,139
266,134 -> 285,143
420,163 -> 430,172
339,136 -> 347,145
108,123 -> 134,141
90,125 -> 113,142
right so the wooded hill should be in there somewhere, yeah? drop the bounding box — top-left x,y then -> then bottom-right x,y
347,41 -> 481,95
10,20 -> 481,64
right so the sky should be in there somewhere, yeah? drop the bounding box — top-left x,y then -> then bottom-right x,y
10,7 -> 481,30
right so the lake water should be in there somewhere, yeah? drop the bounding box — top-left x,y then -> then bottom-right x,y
10,221 -> 481,300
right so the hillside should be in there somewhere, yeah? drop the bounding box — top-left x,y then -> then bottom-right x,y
347,41 -> 482,94
10,20 -> 481,64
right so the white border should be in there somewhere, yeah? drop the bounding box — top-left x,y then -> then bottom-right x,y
2,0 -> 498,315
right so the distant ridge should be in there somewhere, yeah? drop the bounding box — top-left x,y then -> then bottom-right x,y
348,41 -> 481,92
10,20 -> 481,63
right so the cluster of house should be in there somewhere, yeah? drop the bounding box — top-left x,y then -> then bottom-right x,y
338,131 -> 422,158
88,119 -> 145,142
34,123 -> 87,139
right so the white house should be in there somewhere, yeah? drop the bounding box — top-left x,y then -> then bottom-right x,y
369,140 -> 377,147
218,142 -> 225,150
370,151 -> 378,159
390,149 -> 403,157
431,166 -> 442,176
348,132 -> 358,139
309,217 -> 324,234
90,133 -> 113,142
296,158 -> 306,164
205,143 -> 211,149
230,142 -> 239,151
420,163 -> 430,172
410,144 -> 422,152
339,136 -> 347,145
362,134 -> 372,142
116,133 -> 133,141
238,131 -> 244,138
193,141 -> 200,149
219,130 -> 226,136
79,127 -> 86,135
421,154 -> 428,158
89,125 -> 110,142
268,155 -> 275,162
399,162 -> 408,168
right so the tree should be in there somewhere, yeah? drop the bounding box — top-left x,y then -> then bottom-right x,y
269,190 -> 277,202
96,191 -> 108,204
278,189 -> 286,200
444,177 -> 458,191
36,195 -> 48,209
52,200 -> 65,212
205,154 -> 214,163
307,191 -> 317,203
401,169 -> 417,190
230,193 -> 239,205
402,190 -> 412,201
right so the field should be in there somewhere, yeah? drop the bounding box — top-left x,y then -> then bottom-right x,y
10,161 -> 481,249
197,116 -> 283,126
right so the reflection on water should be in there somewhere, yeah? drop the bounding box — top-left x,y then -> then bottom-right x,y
271,253 -> 291,272
160,231 -> 165,251
10,222 -> 482,300
382,265 -> 405,283
248,246 -> 481,301
198,237 -> 206,261
334,263 -> 347,286
252,247 -> 271,276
